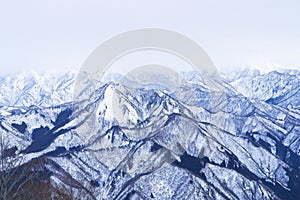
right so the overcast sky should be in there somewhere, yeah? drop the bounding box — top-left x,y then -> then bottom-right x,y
0,0 -> 300,74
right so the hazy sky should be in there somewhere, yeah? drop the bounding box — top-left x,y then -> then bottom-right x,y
1,0 -> 300,74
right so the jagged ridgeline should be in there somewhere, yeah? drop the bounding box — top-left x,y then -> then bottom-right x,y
0,69 -> 300,199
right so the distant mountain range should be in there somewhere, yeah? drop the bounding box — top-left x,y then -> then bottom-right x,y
1,68 -> 300,199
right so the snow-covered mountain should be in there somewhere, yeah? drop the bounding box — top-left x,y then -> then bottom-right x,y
1,68 -> 300,199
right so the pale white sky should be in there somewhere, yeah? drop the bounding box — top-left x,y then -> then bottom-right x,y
0,0 -> 300,74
